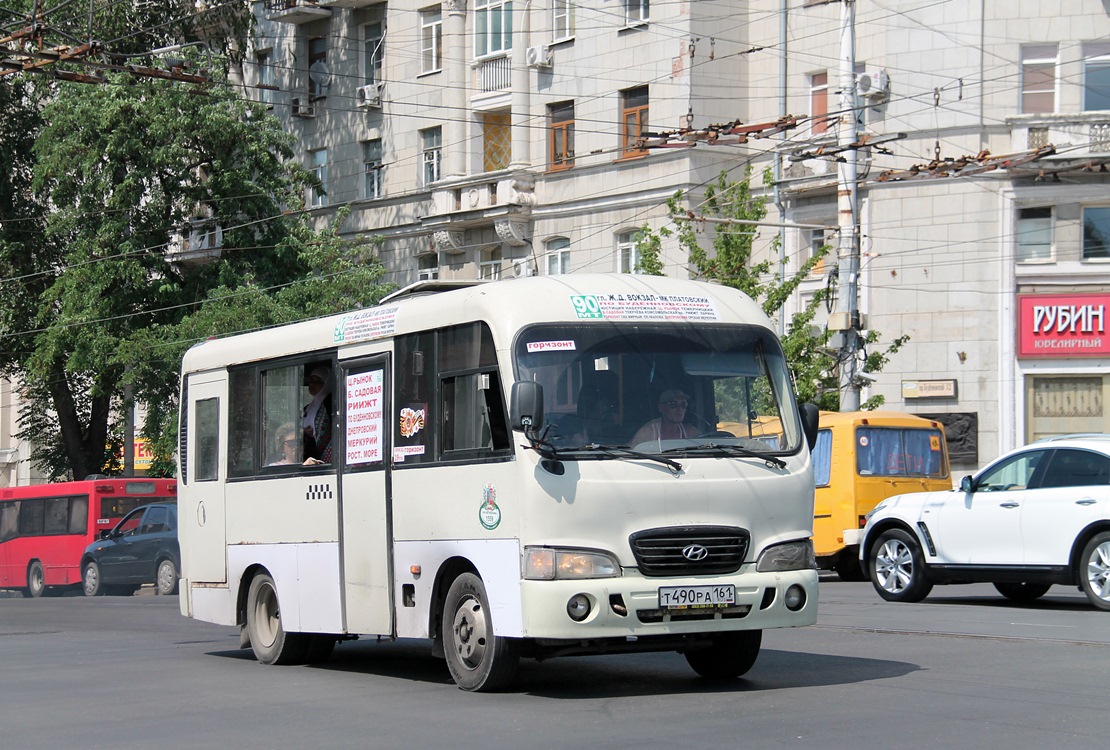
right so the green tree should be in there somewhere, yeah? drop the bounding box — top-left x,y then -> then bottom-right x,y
0,57 -> 391,480
635,168 -> 905,411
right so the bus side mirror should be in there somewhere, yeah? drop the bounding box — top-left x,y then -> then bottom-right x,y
801,403 -> 820,452
959,475 -> 974,493
510,381 -> 544,434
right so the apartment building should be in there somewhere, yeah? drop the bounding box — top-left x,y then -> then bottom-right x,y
739,0 -> 1110,471
237,0 -> 756,285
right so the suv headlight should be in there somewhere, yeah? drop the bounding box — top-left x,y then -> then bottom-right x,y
523,547 -> 622,580
756,539 -> 816,572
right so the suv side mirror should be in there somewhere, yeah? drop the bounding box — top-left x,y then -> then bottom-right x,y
959,475 -> 974,493
510,381 -> 544,434
800,403 -> 820,452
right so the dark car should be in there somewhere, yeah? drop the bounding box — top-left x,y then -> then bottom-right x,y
81,502 -> 179,596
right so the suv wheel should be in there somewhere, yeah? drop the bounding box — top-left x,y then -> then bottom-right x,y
869,529 -> 933,603
1079,531 -> 1110,611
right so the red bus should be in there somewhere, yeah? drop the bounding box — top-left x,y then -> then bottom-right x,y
0,478 -> 177,597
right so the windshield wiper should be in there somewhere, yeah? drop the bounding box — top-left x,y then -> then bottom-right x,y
575,443 -> 683,474
662,443 -> 787,469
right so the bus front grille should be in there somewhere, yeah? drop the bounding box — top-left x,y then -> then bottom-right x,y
628,526 -> 750,577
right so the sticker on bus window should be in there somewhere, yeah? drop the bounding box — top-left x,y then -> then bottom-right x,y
930,435 -> 941,451
479,483 -> 501,530
526,340 -> 576,353
858,436 -> 869,447
393,445 -> 425,463
334,306 -> 399,344
570,293 -> 720,322
398,407 -> 426,438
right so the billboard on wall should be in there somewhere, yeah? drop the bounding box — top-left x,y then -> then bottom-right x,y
1017,293 -> 1110,357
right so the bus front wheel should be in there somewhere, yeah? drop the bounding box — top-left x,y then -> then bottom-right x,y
442,572 -> 520,692
684,630 -> 762,679
246,572 -> 308,665
25,561 -> 45,598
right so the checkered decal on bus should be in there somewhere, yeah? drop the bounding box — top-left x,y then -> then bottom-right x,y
306,484 -> 334,501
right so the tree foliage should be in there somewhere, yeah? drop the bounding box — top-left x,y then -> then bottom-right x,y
635,168 -> 905,411
0,29 -> 392,480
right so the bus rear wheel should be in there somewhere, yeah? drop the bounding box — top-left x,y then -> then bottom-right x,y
684,630 -> 762,679
246,572 -> 308,665
442,572 -> 520,692
25,560 -> 45,598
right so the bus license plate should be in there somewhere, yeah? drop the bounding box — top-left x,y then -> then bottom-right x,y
658,585 -> 736,609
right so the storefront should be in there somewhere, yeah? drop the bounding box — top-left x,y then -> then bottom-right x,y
1017,293 -> 1110,442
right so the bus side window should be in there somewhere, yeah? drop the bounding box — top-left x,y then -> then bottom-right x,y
68,496 -> 88,535
195,398 -> 220,482
229,369 -> 257,477
439,322 -> 510,455
44,498 -> 68,535
813,430 -> 832,487
395,331 -> 435,464
0,501 -> 18,541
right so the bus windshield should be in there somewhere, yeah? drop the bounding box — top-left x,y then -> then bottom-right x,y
514,322 -> 800,455
856,427 -> 947,477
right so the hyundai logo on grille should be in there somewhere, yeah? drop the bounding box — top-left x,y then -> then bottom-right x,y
682,544 -> 709,561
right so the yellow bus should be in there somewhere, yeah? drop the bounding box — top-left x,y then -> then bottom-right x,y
813,411 -> 950,580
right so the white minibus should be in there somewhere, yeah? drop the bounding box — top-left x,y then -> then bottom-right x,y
177,273 -> 820,690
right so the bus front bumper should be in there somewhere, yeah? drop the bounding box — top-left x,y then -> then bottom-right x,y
518,566 -> 817,642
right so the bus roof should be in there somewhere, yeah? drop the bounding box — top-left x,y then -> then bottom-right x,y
818,410 -> 945,429
182,274 -> 775,375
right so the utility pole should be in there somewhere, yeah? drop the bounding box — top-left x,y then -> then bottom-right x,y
831,0 -> 861,411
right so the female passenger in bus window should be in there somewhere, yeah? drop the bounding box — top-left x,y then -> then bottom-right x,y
302,365 -> 333,463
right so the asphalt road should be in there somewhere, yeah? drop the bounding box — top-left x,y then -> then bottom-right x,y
1,579 -> 1106,750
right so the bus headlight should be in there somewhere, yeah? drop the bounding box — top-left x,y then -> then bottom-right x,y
523,547 -> 622,580
756,539 -> 816,572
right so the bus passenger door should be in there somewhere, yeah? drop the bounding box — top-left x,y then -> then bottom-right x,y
338,356 -> 393,636
180,376 -> 228,586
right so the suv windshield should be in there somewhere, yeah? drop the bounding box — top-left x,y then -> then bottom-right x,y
514,322 -> 800,457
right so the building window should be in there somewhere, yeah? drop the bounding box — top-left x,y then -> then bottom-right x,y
420,7 -> 442,74
1016,207 -> 1052,263
1082,206 -> 1110,260
625,0 -> 649,25
553,0 -> 574,41
1021,45 -> 1056,114
483,111 -> 511,172
417,253 -> 439,281
421,127 -> 442,186
308,37 -> 328,99
362,21 -> 385,85
810,71 -> 828,135
617,231 -> 640,273
548,101 -> 574,171
546,238 -> 570,275
1085,43 -> 1110,111
363,139 -> 383,200
309,148 -> 327,208
256,50 -> 276,106
475,0 -> 513,58
479,247 -> 503,279
620,86 -> 648,158
807,226 -> 830,274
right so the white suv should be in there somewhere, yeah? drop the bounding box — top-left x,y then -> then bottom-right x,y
859,435 -> 1110,610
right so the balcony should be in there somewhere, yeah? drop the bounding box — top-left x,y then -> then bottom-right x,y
421,171 -> 535,254
167,221 -> 224,267
1009,113 -> 1110,155
316,0 -> 379,7
472,54 -> 510,94
264,0 -> 331,24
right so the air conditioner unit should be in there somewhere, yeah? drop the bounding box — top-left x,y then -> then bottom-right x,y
856,69 -> 889,100
356,83 -> 383,109
291,97 -> 315,118
525,45 -> 552,68
512,259 -> 535,278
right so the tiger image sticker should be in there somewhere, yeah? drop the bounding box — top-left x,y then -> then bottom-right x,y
399,407 -> 426,438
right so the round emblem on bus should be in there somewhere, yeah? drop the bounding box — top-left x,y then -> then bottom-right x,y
682,544 -> 709,561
